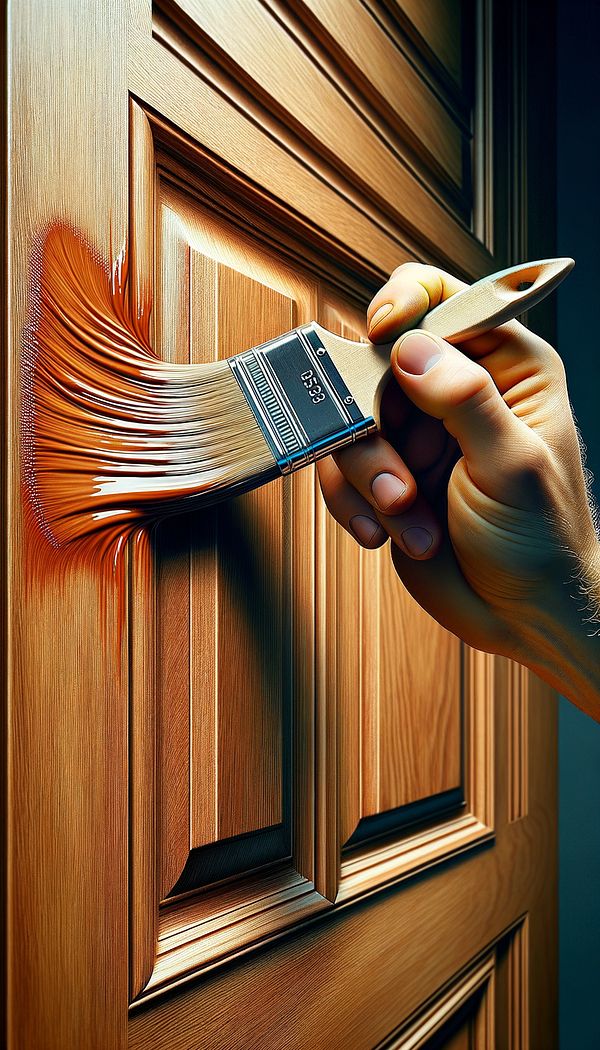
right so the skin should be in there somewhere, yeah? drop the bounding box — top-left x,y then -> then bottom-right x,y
317,263 -> 600,721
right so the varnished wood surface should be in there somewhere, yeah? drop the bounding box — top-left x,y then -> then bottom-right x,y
130,759 -> 556,1048
396,0 -> 464,86
129,160 -> 336,996
8,2 -> 130,1048
135,0 -> 491,281
5,0 -> 558,1046
320,298 -> 462,818
266,0 -> 467,189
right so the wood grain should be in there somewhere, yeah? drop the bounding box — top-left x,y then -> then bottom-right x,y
138,1 -> 492,279
266,0 -> 468,191
319,296 -> 462,820
380,952 -> 495,1048
507,660 -> 529,823
397,0 -> 464,86
130,802 -> 556,1047
128,142 -> 337,998
129,99 -> 160,1000
189,249 -> 218,850
5,0 -> 558,1045
156,207 -> 192,899
215,265 -> 290,839
378,569 -> 461,811
8,2 -> 129,1047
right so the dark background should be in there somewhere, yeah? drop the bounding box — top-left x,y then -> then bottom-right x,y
556,0 -> 600,1045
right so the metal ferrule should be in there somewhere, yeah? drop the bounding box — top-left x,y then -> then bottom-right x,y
228,323 -> 375,474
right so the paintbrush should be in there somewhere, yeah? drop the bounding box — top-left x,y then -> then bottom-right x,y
23,225 -> 573,548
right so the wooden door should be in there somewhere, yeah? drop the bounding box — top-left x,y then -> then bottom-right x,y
5,1 -> 558,1047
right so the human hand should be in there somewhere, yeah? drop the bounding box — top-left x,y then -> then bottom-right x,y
317,263 -> 600,713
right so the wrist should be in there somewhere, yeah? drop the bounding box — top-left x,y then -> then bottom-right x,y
514,539 -> 600,719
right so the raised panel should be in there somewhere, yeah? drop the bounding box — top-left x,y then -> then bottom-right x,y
129,103 -> 335,1000
319,301 -> 462,819
149,0 -> 491,266
377,555 -> 461,812
154,208 -> 294,899
317,297 -> 493,905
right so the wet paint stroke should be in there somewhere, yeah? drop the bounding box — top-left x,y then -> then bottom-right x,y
22,223 -> 159,546
21,223 -> 159,637
22,222 -> 269,547
21,223 -> 270,636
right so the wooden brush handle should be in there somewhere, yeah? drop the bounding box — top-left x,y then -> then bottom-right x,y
317,256 -> 574,418
419,257 -> 574,342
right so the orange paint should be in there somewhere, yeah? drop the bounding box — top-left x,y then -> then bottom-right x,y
23,222 -> 158,546
21,223 -> 159,639
21,222 -> 270,640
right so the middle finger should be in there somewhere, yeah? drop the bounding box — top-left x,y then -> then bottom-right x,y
334,434 -> 417,516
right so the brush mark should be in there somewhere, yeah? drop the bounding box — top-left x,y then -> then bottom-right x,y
20,223 -> 277,639
22,222 -> 155,549
21,222 -> 272,552
20,223 -> 159,639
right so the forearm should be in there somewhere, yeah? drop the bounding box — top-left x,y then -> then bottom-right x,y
517,542 -> 600,721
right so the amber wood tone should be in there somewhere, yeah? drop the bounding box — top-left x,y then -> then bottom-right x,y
5,0 -> 558,1047
130,137 -> 336,997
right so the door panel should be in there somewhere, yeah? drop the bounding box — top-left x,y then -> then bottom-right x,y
130,140 -> 333,996
318,304 -> 463,816
128,99 -> 496,1002
6,0 -> 558,1046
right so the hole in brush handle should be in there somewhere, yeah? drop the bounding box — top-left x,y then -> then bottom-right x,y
421,258 -> 574,341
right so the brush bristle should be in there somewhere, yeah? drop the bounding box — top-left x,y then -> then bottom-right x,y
22,223 -> 276,547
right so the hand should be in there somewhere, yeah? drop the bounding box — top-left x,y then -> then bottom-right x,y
317,263 -> 600,715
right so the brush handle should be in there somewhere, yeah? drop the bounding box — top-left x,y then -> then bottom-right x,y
418,257 -> 574,342
317,256 -> 574,418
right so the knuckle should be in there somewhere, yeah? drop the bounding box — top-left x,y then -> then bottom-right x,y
502,439 -> 554,503
389,261 -> 442,292
389,261 -> 421,279
446,362 -> 496,412
521,333 -> 566,384
544,344 -> 567,383
516,438 -> 552,478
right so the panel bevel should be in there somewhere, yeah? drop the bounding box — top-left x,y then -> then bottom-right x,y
376,951 -> 495,1049
143,1 -> 493,275
336,633 -> 494,904
507,660 -> 529,823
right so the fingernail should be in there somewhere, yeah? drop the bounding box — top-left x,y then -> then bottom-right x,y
395,332 -> 442,374
401,526 -> 433,556
368,303 -> 393,332
350,514 -> 383,546
371,472 -> 407,513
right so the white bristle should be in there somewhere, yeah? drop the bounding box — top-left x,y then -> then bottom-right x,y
23,224 -> 277,547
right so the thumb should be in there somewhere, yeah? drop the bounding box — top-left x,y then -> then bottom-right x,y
391,330 -> 546,508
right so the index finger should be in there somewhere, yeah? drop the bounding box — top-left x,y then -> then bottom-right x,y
367,262 -> 468,343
